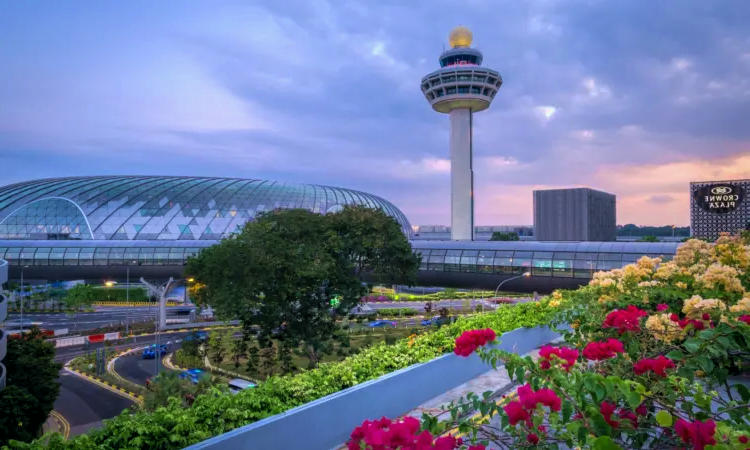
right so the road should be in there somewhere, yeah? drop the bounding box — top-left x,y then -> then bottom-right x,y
55,364 -> 136,437
7,306 -> 192,331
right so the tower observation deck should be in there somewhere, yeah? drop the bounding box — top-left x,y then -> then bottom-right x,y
421,26 -> 502,241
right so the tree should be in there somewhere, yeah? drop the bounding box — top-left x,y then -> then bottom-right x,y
246,345 -> 260,376
231,338 -> 249,372
143,371 -> 198,412
187,206 -> 420,368
490,231 -> 519,241
63,284 -> 97,311
207,330 -> 227,366
638,235 -> 659,242
0,327 -> 62,446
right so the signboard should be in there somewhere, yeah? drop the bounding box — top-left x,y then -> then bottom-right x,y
693,184 -> 746,214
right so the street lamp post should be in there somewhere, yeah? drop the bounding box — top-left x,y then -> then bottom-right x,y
493,272 -> 531,299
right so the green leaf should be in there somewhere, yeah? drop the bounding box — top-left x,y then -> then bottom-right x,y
684,338 -> 702,353
562,400 -> 574,423
665,350 -> 685,360
696,356 -> 714,374
655,410 -> 673,427
591,412 -> 612,437
592,436 -> 623,450
732,383 -> 750,403
698,329 -> 715,340
627,392 -> 641,409
515,366 -> 525,384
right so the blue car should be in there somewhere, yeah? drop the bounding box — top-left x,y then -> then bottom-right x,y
141,344 -> 169,359
183,331 -> 208,342
180,368 -> 210,385
421,317 -> 449,326
367,320 -> 397,328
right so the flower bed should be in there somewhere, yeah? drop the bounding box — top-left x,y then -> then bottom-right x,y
11,301 -> 554,449
346,234 -> 750,450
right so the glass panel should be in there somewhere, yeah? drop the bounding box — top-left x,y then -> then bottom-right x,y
494,251 -> 514,257
597,260 -> 624,271
108,248 -> 126,265
621,254 -> 641,262
533,252 -> 553,259
493,257 -> 515,274
94,248 -> 111,266
169,249 -> 185,265
48,248 -> 66,266
124,249 -> 140,265
139,249 -> 154,266
20,249 -> 37,265
4,249 -> 20,266
64,248 -> 81,266
34,248 -> 51,266
428,249 -> 445,271
477,250 -> 494,273
552,260 -> 573,277
154,251 -> 169,266
460,250 -> 478,273
78,248 -> 94,266
553,252 -> 576,259
598,253 -> 622,261
444,250 -> 462,272
532,258 -> 552,276
0,248 -> 6,259
575,253 -> 598,261
514,252 -> 533,259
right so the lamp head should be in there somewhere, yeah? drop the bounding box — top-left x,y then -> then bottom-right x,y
523,272 -> 531,277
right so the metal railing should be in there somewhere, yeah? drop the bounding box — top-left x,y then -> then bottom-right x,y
0,258 -> 8,389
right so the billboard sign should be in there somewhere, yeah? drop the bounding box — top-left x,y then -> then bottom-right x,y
693,184 -> 746,214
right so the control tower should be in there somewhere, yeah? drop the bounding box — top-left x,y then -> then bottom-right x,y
421,26 -> 502,241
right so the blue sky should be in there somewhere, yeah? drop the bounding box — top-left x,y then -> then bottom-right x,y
2,0 -> 749,226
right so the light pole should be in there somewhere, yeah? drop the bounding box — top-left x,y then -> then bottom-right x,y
125,260 -> 137,335
493,272 -> 531,299
19,265 -> 28,333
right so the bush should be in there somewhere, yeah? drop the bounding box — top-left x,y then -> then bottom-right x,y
11,303 -> 553,449
377,308 -> 417,317
92,287 -> 149,302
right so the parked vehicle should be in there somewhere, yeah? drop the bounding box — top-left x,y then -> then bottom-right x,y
180,368 -> 210,385
367,320 -> 397,328
227,378 -> 257,394
142,344 -> 169,359
183,331 -> 208,343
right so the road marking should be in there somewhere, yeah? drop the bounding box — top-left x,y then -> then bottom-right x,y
64,363 -> 143,405
49,410 -> 70,440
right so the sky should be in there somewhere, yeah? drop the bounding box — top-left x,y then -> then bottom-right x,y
1,0 -> 749,227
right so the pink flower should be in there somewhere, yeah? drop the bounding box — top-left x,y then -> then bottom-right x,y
633,355 -> 675,377
583,338 -> 625,361
674,419 -> 717,450
635,403 -> 648,416
603,305 -> 648,334
600,401 -> 619,428
657,304 -> 669,311
539,345 -> 579,371
527,433 -> 540,444
701,313 -> 711,320
503,400 -> 529,426
454,329 -> 497,357
740,315 -> 750,325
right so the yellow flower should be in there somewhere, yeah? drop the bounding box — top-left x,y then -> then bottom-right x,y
598,295 -> 614,304
571,321 -> 580,329
641,293 -> 650,304
549,300 -> 560,307
695,370 -> 705,377
552,291 -> 563,300
645,313 -> 685,343
675,281 -> 687,290
730,298 -> 750,313
682,296 -> 727,319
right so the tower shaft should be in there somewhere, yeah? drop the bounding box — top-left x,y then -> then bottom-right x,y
449,108 -> 474,241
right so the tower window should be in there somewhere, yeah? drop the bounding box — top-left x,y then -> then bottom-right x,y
470,87 -> 481,94
443,75 -> 456,83
435,89 -> 445,97
457,74 -> 472,81
457,86 -> 470,94
473,75 -> 486,82
487,77 -> 496,84
445,87 -> 457,95
431,79 -> 441,86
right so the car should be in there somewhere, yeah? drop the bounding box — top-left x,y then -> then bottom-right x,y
367,320 -> 397,328
179,368 -> 210,385
183,331 -> 208,342
141,344 -> 169,359
421,317 -> 450,326
227,378 -> 257,395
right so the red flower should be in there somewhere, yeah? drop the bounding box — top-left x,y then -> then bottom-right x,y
603,305 -> 648,334
670,313 -> 680,322
434,435 -> 462,450
454,329 -> 497,357
674,419 -> 717,450
633,355 -> 675,377
740,315 -> 750,325
600,401 -> 619,428
635,403 -> 648,416
701,313 -> 711,320
539,345 -> 579,371
467,446 -> 486,450
503,400 -> 529,425
738,435 -> 748,444
618,408 -> 639,428
657,303 -> 669,311
583,338 -> 625,361
349,416 -> 449,450
678,318 -> 706,330
527,433 -> 540,444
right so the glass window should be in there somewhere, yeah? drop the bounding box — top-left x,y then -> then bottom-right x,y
598,253 -> 622,261
573,260 -> 596,278
621,254 -> 642,262
597,260 -> 624,271
94,248 -> 111,266
514,252 -> 533,259
532,258 -> 552,276
493,256 -> 515,274
34,248 -> 51,266
184,248 -> 201,264
553,252 -> 576,260
124,249 -> 140,265
552,260 -> 573,277
64,248 -> 81,266
575,253 -> 598,261
49,248 -> 66,266
108,248 -> 126,265
0,248 -> 5,259
154,250 -> 169,266
460,250 -> 478,273
418,249 -> 430,270
4,249 -> 20,266
533,252 -> 553,259
78,248 -> 94,266
444,250 -> 462,272
20,249 -> 36,266
427,249 -> 445,271
477,250 -> 494,273
169,249 -> 185,265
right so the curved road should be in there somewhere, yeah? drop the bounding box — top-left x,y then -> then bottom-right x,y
55,370 -> 135,437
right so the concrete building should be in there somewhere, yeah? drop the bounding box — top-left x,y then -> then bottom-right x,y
690,179 -> 750,240
421,26 -> 502,241
533,188 -> 617,241
412,225 -> 533,241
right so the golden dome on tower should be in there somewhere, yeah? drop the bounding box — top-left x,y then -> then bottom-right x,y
448,26 -> 473,48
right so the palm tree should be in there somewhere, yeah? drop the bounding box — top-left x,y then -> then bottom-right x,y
143,371 -> 195,412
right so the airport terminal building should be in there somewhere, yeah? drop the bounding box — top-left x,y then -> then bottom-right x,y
690,179 -> 750,240
0,176 -> 682,293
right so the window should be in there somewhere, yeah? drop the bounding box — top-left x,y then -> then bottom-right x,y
477,250 -> 494,273
573,260 -> 596,278
427,249 -> 445,271
49,248 -> 67,266
532,258 -> 552,276
34,248 -> 51,266
446,87 -> 457,95
457,86 -> 470,94
169,249 -> 185,265
533,252 -> 553,259
124,249 -> 140,265
78,248 -> 94,266
552,259 -> 573,277
184,248 -> 201,264
139,248 -> 155,266
108,248 -> 126,265
154,250 -> 169,265
553,252 -> 576,260
20,249 -> 36,266
575,253 -> 598,261
473,75 -> 486,82
598,253 -> 622,261
597,260 -> 624,271
443,76 -> 456,83
470,87 -> 481,94
64,248 -> 81,266
457,75 -> 472,81
418,249 -> 430,270
493,256 -> 514,274
444,250 -> 462,272
460,250 -> 478,273
94,248 -> 111,266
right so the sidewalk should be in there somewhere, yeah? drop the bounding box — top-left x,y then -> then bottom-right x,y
42,410 -> 70,440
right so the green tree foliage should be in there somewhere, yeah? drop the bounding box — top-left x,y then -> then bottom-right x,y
207,330 -> 227,366
143,371 -> 217,412
489,231 -> 519,241
617,224 -> 689,237
186,206 -> 420,367
637,235 -> 659,242
63,284 -> 97,311
231,338 -> 248,372
0,327 -> 62,446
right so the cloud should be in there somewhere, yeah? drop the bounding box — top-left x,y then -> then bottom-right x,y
1,0 -> 749,227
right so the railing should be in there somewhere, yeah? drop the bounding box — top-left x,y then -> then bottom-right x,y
184,324 -> 565,450
0,258 -> 8,389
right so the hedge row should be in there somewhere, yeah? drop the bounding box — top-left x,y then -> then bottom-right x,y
12,302 -> 555,450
